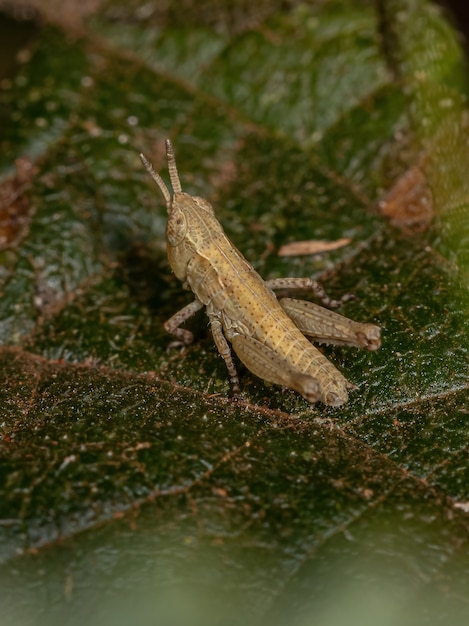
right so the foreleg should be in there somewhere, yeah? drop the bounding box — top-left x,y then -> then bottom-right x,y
164,299 -> 204,346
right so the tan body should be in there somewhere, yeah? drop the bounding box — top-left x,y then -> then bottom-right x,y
141,141 -> 381,406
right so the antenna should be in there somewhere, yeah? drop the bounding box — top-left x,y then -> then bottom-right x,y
165,139 -> 182,193
140,153 -> 171,210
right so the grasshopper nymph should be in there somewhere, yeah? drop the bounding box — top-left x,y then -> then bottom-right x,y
140,140 -> 381,406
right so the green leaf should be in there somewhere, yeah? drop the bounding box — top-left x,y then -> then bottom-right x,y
0,1 -> 468,625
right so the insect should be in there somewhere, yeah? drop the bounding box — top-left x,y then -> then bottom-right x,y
140,140 -> 381,406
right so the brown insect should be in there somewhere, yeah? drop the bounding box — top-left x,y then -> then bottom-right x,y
140,140 -> 380,406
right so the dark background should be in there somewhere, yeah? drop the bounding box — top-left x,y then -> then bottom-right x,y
439,0 -> 469,56
443,0 -> 469,27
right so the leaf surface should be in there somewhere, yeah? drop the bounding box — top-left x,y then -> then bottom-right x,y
0,1 -> 468,624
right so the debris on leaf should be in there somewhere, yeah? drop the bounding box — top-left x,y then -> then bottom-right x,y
278,237 -> 351,256
0,157 -> 36,250
379,165 -> 433,231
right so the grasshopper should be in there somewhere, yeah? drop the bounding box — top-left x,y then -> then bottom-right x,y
140,140 -> 381,406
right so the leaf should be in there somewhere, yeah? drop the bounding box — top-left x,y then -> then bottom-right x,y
0,1 -> 468,625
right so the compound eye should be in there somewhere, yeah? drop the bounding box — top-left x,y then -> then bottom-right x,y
166,207 -> 187,246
